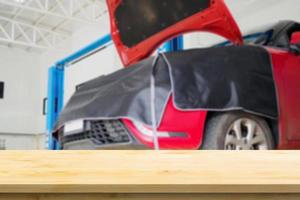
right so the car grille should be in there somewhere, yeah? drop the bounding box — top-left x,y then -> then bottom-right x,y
61,120 -> 130,146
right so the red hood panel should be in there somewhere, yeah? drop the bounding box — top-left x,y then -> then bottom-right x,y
107,0 -> 243,66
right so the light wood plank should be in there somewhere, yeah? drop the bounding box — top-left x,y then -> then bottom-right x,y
1,194 -> 300,200
0,151 -> 300,193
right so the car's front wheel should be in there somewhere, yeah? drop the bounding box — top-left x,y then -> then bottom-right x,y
201,112 -> 275,150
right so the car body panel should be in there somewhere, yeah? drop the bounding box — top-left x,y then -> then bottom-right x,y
290,32 -> 300,44
123,96 -> 208,149
268,47 -> 300,149
107,0 -> 243,66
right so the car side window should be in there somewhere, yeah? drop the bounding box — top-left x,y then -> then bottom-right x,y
253,30 -> 273,45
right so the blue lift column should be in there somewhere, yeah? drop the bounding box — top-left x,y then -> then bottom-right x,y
162,36 -> 184,52
46,34 -> 112,149
46,66 -> 64,149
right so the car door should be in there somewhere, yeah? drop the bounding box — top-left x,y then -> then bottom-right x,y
277,31 -> 300,141
282,51 -> 300,140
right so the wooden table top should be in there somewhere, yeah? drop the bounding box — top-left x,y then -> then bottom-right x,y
0,151 -> 299,193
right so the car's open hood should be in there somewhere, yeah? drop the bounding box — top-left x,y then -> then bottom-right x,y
106,0 -> 243,66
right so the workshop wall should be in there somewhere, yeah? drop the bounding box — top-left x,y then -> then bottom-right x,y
0,46 -> 45,149
184,0 -> 300,49
0,47 -> 41,133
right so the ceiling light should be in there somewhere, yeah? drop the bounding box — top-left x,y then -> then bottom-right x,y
14,0 -> 26,3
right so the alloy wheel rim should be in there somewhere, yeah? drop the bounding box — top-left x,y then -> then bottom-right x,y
224,118 -> 268,150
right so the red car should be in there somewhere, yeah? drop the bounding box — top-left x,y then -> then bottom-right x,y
56,0 -> 300,150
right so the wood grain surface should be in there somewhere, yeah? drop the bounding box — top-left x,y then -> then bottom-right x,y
1,194 -> 300,200
0,151 -> 299,194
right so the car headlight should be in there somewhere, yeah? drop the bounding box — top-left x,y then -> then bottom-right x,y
64,120 -> 84,135
132,121 -> 187,138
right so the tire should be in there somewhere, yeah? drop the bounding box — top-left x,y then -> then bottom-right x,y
201,111 -> 275,150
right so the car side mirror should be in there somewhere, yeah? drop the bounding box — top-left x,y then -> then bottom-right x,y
290,32 -> 300,55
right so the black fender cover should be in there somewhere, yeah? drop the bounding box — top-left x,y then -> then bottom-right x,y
56,45 -> 278,129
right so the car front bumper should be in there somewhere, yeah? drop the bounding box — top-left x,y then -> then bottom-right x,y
59,120 -> 147,150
